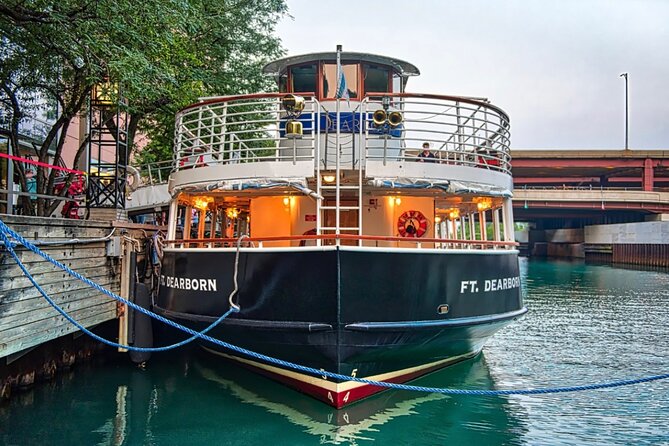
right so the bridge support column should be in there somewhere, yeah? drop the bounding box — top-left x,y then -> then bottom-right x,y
642,158 -> 654,191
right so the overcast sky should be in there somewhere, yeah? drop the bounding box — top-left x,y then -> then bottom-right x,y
275,0 -> 669,149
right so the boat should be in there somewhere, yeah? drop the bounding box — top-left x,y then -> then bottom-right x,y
153,46 -> 527,408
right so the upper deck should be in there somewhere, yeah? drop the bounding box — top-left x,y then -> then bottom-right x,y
170,51 -> 512,198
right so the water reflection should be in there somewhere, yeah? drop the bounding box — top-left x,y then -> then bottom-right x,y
193,353 -> 527,445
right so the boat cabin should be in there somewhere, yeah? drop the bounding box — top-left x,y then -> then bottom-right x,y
166,50 -> 515,250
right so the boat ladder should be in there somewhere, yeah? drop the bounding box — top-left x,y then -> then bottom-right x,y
316,126 -> 363,246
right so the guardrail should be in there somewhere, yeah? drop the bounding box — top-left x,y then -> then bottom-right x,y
173,92 -> 512,175
363,93 -> 511,174
165,234 -> 518,250
174,93 -> 318,170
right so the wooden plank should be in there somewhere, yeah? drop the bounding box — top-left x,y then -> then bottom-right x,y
0,293 -> 115,332
2,264 -> 119,291
1,256 -> 112,277
1,273 -> 119,305
113,221 -> 167,231
0,214 -> 113,230
0,307 -> 118,358
0,284 -> 120,318
5,224 -> 113,239
0,245 -> 106,266
0,301 -> 117,346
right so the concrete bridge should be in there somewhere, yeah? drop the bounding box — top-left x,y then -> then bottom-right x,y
510,149 -> 669,265
512,149 -> 669,222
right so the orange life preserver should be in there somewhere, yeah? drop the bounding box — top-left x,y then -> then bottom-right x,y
397,210 -> 428,238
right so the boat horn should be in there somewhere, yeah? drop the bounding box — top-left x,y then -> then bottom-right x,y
372,109 -> 387,127
388,111 -> 403,127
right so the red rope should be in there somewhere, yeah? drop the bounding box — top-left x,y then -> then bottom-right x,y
0,152 -> 86,175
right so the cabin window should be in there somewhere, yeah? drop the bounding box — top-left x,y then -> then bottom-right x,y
321,63 -> 358,99
278,71 -> 288,93
290,64 -> 317,94
363,64 -> 390,96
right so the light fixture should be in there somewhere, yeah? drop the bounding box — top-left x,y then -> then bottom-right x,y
283,197 -> 290,206
394,197 -> 402,206
435,216 -> 442,223
448,208 -> 460,220
322,174 -> 336,183
193,196 -> 214,211
226,207 -> 239,219
475,197 -> 493,211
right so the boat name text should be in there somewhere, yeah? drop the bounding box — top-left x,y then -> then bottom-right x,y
160,275 -> 218,292
460,276 -> 520,293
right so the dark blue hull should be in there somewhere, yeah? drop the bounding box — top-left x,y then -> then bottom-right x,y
154,247 -> 526,406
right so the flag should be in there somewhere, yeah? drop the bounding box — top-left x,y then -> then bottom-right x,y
335,58 -> 349,101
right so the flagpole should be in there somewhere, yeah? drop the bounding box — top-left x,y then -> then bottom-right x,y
335,45 -> 341,241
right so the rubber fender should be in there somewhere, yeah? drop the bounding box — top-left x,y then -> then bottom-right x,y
129,283 -> 153,364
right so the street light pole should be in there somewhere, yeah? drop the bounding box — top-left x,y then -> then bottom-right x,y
620,72 -> 628,150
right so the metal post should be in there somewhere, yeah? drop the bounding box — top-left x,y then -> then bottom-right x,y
6,137 -> 14,215
620,72 -> 628,150
335,45 -> 342,243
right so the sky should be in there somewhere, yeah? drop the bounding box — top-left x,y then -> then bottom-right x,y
275,0 -> 669,149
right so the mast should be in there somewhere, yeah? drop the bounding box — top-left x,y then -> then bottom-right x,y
335,44 -> 342,242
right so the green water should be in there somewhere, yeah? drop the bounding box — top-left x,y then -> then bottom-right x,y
2,258 -> 669,445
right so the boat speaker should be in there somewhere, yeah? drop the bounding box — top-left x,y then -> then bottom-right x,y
372,109 -> 387,127
285,119 -> 303,139
388,111 -> 403,127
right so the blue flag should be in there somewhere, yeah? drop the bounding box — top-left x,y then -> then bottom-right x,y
335,59 -> 349,101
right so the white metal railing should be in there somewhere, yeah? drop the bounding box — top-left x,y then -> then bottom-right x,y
362,93 -> 511,174
174,93 -> 318,170
173,92 -> 512,175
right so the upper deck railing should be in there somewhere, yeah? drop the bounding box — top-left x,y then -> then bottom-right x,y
173,92 -> 511,175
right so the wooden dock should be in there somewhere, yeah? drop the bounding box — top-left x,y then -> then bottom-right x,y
0,214 -> 161,398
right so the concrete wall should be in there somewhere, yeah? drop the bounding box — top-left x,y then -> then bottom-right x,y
545,228 -> 584,243
585,221 -> 669,244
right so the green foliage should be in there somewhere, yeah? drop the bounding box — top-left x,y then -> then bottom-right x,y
0,0 -> 288,213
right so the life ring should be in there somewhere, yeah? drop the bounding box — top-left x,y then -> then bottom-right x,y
126,165 -> 141,192
397,210 -> 428,238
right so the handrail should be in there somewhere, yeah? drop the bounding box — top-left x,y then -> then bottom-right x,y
179,92 -> 317,114
366,92 -> 510,123
165,234 -> 518,247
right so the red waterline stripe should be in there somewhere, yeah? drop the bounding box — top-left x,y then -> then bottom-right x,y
0,152 -> 86,176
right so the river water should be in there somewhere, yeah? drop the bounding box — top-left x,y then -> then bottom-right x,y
2,258 -> 668,445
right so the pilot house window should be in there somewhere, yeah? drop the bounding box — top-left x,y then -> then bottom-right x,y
363,65 -> 390,96
321,63 -> 358,99
290,64 -> 317,93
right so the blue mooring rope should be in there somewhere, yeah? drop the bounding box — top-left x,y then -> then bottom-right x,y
1,217 -> 668,396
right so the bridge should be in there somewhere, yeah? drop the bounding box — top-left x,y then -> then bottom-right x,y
509,149 -> 669,264
511,149 -> 669,226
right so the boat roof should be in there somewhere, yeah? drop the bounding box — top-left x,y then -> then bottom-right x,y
262,51 -> 421,78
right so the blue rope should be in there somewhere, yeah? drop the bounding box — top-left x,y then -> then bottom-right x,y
1,217 -> 668,396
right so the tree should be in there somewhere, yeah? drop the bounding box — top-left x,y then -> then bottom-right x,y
0,0 -> 287,216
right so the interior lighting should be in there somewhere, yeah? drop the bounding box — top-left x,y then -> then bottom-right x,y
448,208 -> 460,220
435,216 -> 442,223
283,197 -> 290,206
226,207 -> 239,219
193,196 -> 214,211
475,198 -> 493,211
322,174 -> 336,183
394,197 -> 402,206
